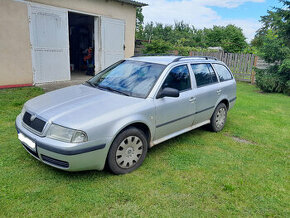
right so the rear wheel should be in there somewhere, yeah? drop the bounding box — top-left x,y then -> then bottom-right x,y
209,103 -> 227,132
107,127 -> 148,174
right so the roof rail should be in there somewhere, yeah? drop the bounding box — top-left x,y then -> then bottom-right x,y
171,56 -> 218,63
131,53 -> 177,57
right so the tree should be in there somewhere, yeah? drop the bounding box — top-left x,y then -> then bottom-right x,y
255,0 -> 290,95
257,0 -> 290,46
204,25 -> 247,53
140,22 -> 247,53
135,7 -> 144,40
221,25 -> 247,53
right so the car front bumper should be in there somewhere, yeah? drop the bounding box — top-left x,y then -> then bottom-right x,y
15,115 -> 112,172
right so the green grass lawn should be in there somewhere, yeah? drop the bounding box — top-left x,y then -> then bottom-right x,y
0,83 -> 289,217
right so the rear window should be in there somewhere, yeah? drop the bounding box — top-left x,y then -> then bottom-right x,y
191,64 -> 218,87
212,64 -> 233,82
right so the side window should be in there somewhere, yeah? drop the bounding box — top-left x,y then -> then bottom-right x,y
213,64 -> 233,82
191,64 -> 218,87
162,65 -> 191,92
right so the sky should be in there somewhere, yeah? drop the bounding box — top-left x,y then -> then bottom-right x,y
141,0 -> 283,42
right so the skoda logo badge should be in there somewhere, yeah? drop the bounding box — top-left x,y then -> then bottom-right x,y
30,114 -> 37,122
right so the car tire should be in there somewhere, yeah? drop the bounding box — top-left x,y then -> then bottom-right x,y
107,127 -> 148,175
209,103 -> 228,132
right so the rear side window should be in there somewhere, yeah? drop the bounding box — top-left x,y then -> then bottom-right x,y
213,64 -> 233,82
162,65 -> 191,92
191,64 -> 218,87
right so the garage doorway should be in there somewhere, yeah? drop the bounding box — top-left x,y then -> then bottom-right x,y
29,3 -> 125,84
68,12 -> 95,79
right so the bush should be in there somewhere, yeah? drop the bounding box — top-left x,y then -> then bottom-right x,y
255,63 -> 290,95
285,81 -> 290,96
174,46 -> 192,56
173,46 -> 219,56
142,40 -> 219,56
278,58 -> 290,95
143,40 -> 172,54
253,1 -> 290,95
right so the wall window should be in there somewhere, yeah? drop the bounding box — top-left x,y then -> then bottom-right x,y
213,64 -> 233,82
162,65 -> 191,92
191,64 -> 218,87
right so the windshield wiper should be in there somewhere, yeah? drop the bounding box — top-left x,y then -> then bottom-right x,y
84,81 -> 96,88
97,85 -> 130,96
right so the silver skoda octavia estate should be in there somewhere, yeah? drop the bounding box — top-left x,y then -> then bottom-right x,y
16,56 -> 236,174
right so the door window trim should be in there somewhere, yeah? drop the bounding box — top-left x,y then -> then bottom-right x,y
154,63 -> 193,99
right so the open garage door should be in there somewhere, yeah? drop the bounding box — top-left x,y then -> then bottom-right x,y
29,4 -> 70,83
101,17 -> 125,69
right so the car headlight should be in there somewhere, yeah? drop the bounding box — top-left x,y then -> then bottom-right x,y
46,124 -> 88,143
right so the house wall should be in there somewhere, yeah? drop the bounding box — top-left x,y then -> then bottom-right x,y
0,0 -> 33,86
0,0 -> 137,86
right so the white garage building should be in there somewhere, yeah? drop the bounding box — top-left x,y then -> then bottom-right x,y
0,0 -> 146,87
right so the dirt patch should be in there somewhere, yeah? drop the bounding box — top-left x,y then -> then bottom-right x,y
256,90 -> 271,95
224,133 -> 255,144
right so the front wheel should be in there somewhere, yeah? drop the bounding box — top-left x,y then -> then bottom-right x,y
209,103 -> 228,132
107,127 -> 148,174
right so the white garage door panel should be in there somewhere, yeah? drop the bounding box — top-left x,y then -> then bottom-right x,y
101,17 -> 125,69
29,5 -> 70,83
34,49 -> 69,83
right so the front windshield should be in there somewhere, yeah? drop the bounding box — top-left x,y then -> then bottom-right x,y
88,60 -> 166,98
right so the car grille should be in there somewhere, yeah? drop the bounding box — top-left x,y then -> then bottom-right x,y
23,112 -> 46,133
41,155 -> 69,168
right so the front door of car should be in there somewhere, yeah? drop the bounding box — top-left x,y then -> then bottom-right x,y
190,63 -> 220,124
154,64 -> 196,140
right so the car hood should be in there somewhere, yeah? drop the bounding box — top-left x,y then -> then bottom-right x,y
25,84 -> 144,128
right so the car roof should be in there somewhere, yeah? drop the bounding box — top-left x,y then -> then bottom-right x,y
128,56 -> 223,65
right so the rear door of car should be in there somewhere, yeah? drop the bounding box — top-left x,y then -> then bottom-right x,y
212,63 -> 237,106
190,63 -> 220,124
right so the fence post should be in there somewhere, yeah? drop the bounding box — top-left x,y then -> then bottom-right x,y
173,50 -> 179,56
251,56 -> 258,84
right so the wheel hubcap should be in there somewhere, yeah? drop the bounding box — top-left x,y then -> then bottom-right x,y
116,136 -> 143,169
216,107 -> 226,128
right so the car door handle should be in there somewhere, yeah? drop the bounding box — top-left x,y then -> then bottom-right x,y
189,97 -> 196,102
217,90 -> 222,95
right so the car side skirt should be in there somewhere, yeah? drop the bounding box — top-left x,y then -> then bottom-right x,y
151,120 -> 210,147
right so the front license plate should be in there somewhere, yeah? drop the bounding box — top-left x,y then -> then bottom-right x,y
18,133 -> 36,151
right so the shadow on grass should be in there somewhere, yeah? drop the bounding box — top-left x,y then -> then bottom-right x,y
34,125 -> 212,179
148,125 -> 210,153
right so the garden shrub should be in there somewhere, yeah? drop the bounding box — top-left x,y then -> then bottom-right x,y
256,60 -> 290,95
253,0 -> 290,95
143,39 -> 172,54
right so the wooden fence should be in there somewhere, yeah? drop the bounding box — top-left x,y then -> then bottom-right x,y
190,51 -> 258,83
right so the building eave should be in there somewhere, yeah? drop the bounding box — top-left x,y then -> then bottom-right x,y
113,0 -> 148,7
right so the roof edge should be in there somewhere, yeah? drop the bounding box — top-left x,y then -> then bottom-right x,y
114,0 -> 148,7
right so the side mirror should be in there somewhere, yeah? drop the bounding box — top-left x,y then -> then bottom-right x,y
157,87 -> 180,99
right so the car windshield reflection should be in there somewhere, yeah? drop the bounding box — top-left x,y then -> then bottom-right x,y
89,60 -> 166,98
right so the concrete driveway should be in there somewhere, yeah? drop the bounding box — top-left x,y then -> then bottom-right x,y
36,73 -> 92,92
